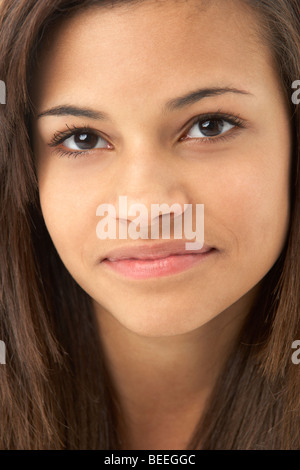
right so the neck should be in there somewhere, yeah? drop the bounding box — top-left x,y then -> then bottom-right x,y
94,287 -> 259,449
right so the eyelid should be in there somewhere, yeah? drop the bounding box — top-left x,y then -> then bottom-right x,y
177,110 -> 247,146
182,111 -> 245,135
48,124 -> 111,148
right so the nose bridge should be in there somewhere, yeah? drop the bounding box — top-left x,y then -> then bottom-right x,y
111,143 -> 189,222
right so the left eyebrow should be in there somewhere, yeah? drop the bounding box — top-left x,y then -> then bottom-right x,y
164,87 -> 253,112
37,105 -> 108,120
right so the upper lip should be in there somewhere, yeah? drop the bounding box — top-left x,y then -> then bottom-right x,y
101,240 -> 214,261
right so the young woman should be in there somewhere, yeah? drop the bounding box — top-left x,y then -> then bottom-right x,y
0,0 -> 299,450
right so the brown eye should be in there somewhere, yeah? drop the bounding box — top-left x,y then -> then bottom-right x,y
186,118 -> 235,139
73,133 -> 100,149
198,120 -> 225,137
63,132 -> 109,150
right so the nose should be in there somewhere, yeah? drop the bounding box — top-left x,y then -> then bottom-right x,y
110,144 -> 190,228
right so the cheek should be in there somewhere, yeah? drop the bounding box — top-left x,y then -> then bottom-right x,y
212,150 -> 290,273
37,163 -> 102,270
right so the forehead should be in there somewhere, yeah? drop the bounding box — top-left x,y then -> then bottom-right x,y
33,0 -> 279,111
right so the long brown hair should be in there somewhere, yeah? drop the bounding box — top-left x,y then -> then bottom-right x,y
0,0 -> 299,449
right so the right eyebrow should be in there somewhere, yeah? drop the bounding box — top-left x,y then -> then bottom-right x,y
37,105 -> 108,120
164,87 -> 253,112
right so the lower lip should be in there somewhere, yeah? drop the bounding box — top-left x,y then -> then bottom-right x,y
102,249 -> 216,280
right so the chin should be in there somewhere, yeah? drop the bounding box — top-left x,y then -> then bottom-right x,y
102,302 -> 216,338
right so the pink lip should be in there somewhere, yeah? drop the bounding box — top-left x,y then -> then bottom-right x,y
100,241 -> 216,279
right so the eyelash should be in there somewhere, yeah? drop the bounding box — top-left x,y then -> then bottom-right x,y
48,111 -> 246,159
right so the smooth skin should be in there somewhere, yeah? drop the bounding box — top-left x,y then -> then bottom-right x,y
31,0 -> 291,449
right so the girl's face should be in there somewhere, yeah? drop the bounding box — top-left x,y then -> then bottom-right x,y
32,0 -> 291,336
